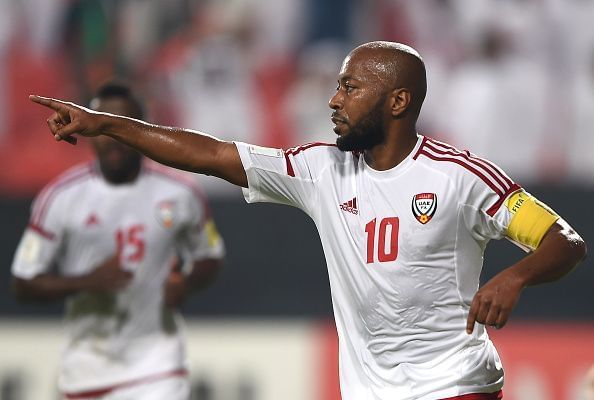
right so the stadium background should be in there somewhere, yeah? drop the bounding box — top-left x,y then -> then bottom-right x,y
0,0 -> 593,399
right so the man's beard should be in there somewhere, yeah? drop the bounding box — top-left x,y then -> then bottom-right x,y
336,97 -> 386,152
98,150 -> 143,184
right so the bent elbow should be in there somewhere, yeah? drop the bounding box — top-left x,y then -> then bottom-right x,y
565,229 -> 587,265
576,236 -> 587,263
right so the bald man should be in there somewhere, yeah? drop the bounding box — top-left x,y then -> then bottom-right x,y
31,41 -> 586,400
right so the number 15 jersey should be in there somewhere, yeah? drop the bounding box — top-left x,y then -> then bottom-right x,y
11,161 -> 225,394
236,135 -> 521,400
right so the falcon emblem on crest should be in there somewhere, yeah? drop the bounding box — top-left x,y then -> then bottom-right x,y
412,193 -> 437,224
156,200 -> 176,229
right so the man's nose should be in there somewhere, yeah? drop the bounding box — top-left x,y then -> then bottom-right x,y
329,91 -> 343,110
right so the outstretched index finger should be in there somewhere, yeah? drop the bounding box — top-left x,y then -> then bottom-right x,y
29,95 -> 71,112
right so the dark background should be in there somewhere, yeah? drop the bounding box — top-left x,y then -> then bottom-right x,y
2,185 -> 592,321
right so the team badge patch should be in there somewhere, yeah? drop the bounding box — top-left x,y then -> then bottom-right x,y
156,200 -> 176,228
412,193 -> 437,224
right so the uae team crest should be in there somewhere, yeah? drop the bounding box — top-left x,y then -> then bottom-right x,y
412,193 -> 437,224
156,200 -> 176,228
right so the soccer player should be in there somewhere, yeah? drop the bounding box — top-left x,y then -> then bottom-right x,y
13,81 -> 225,400
30,42 -> 586,400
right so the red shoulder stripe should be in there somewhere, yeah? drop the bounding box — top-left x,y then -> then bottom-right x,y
31,166 -> 88,223
284,152 -> 295,177
418,149 -> 521,215
425,138 -> 514,188
28,223 -> 56,240
145,165 -> 211,221
486,183 -> 521,217
415,138 -> 522,216
423,141 -> 511,193
31,165 -> 94,227
284,142 -> 336,156
283,142 -> 335,177
416,149 -> 505,196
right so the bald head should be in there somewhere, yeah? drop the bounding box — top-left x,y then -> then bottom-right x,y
343,41 -> 427,118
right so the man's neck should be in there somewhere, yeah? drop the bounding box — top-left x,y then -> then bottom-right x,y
364,128 -> 418,171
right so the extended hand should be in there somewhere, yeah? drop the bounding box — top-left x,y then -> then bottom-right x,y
29,95 -> 104,144
83,255 -> 133,293
466,270 -> 524,334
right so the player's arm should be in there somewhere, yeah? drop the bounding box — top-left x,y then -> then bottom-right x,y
185,258 -> 221,291
13,255 -> 132,302
164,258 -> 222,308
466,197 -> 587,333
166,211 -> 225,308
13,273 -> 89,302
29,96 -> 247,187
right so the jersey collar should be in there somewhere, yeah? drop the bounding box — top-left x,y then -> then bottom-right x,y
362,134 -> 423,180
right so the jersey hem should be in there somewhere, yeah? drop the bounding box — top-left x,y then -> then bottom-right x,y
62,367 -> 188,399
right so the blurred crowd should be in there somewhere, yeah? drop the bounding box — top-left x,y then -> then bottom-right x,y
1,0 -> 593,195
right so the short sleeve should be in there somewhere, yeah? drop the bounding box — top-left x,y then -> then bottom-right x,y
235,142 -> 333,215
11,192 -> 66,279
175,183 -> 225,263
458,159 -> 522,242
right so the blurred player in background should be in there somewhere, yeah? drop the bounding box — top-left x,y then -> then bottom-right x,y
30,42 -> 586,400
12,81 -> 225,400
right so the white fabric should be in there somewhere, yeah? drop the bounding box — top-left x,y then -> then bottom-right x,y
236,135 -> 517,400
12,161 -> 224,393
102,375 -> 190,400
66,375 -> 190,400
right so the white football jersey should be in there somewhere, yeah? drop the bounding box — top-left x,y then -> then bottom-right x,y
11,161 -> 224,394
236,135 -> 520,400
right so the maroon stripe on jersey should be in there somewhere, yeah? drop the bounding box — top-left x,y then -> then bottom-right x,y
440,390 -> 503,400
486,183 -> 521,217
284,152 -> 295,177
146,164 -> 212,221
418,149 -> 521,217
283,142 -> 335,177
425,138 -> 514,189
62,368 -> 188,399
31,166 -> 91,224
28,223 -> 56,240
424,142 -> 509,191
427,138 -> 514,188
31,167 -> 93,227
284,142 -> 335,156
423,141 -> 510,193
417,150 -> 505,197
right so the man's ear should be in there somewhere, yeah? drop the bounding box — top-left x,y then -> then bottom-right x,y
390,88 -> 411,117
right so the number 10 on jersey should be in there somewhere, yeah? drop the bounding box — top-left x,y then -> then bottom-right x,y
365,217 -> 399,263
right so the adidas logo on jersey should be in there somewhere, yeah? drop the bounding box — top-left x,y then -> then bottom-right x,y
85,213 -> 100,227
339,197 -> 359,215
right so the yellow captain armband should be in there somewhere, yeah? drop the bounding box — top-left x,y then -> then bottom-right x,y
204,219 -> 222,248
505,190 -> 560,251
